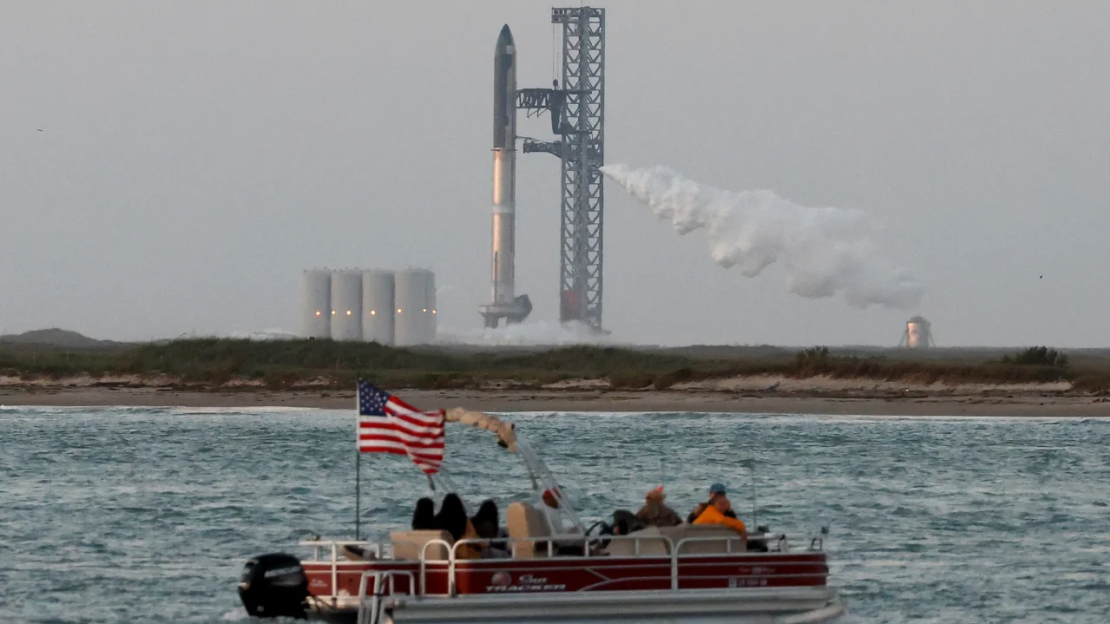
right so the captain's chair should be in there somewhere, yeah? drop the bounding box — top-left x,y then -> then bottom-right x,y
389,530 -> 453,561
506,501 -> 551,559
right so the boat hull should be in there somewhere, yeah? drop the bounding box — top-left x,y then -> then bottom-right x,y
310,587 -> 845,623
302,552 -> 830,597
302,552 -> 844,623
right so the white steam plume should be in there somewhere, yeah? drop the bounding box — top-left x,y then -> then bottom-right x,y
600,164 -> 923,309
438,321 -> 607,346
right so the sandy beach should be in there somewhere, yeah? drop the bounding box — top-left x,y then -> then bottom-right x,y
3,376 -> 1110,416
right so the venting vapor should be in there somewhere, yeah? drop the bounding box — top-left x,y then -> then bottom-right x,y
600,164 -> 923,309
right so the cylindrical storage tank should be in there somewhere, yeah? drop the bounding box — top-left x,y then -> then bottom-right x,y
300,270 -> 331,339
330,271 -> 363,341
362,270 -> 395,345
394,269 -> 435,346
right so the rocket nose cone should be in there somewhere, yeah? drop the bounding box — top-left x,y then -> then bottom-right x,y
498,24 -> 514,47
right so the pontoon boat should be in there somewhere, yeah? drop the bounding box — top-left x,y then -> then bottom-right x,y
238,408 -> 846,623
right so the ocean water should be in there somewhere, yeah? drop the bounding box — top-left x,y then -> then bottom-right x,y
1,407 -> 1108,623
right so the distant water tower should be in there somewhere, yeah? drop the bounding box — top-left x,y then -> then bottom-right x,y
900,316 -> 935,349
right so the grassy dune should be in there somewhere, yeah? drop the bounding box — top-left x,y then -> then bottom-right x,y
2,339 -> 1107,393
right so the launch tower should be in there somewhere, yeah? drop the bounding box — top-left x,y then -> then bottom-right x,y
518,6 -> 606,331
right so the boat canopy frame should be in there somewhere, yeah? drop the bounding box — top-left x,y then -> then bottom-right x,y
432,408 -> 586,533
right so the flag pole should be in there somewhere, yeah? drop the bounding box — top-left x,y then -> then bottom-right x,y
356,447 -> 361,541
355,379 -> 361,541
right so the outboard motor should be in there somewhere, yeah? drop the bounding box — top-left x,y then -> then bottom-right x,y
238,553 -> 308,619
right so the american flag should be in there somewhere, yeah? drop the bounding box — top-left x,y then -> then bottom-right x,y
357,381 -> 445,474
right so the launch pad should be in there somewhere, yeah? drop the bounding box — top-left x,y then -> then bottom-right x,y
480,6 -> 607,332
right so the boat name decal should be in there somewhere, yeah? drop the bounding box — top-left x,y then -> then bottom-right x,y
486,572 -> 566,593
729,576 -> 769,588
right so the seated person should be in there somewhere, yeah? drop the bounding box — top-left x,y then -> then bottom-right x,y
611,509 -> 644,536
635,486 -> 682,527
693,492 -> 748,541
412,497 -> 436,530
436,493 -> 482,559
687,482 -> 739,524
471,499 -> 500,539
471,499 -> 510,558
434,493 -> 468,541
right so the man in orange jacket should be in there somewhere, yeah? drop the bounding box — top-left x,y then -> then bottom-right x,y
693,492 -> 748,541
687,482 -> 740,524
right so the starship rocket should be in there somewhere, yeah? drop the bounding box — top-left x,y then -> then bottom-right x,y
480,24 -> 532,328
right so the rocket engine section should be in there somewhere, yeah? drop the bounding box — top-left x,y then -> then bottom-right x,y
901,316 -> 935,349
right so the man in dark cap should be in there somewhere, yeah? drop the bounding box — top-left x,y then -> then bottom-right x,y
686,482 -> 738,524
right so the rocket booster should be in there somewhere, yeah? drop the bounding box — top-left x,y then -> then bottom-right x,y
491,24 -> 517,309
480,24 -> 531,328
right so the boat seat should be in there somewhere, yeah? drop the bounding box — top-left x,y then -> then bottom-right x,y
604,525 -> 671,557
661,524 -> 747,555
390,530 -> 453,561
506,501 -> 550,559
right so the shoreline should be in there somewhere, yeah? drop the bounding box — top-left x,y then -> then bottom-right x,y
4,385 -> 1110,416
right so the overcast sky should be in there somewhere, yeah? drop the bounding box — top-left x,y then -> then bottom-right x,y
2,1 -> 1107,347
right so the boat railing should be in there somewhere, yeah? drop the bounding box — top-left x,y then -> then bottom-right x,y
298,529 -> 815,564
301,531 -> 826,600
299,539 -> 388,596
441,533 -> 811,595
356,569 -> 415,624
420,538 -> 454,595
299,539 -> 385,561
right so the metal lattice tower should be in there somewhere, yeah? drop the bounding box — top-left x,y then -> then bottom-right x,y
518,7 -> 606,330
